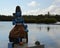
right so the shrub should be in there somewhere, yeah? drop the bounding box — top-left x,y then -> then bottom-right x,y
44,18 -> 57,24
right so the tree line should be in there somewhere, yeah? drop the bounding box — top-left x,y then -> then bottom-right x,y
0,14 -> 60,23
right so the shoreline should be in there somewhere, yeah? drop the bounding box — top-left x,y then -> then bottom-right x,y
0,21 -> 60,25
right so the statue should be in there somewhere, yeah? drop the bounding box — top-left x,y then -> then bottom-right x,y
13,6 -> 23,25
9,6 -> 28,45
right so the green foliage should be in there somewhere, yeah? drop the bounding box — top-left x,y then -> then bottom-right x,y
44,18 -> 57,24
0,15 -> 58,24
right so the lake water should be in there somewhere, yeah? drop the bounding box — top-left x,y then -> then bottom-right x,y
0,22 -> 60,48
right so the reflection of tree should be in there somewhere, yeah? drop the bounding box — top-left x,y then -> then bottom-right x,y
47,26 -> 50,32
40,27 -> 41,30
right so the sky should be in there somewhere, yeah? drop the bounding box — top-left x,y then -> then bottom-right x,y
0,0 -> 60,15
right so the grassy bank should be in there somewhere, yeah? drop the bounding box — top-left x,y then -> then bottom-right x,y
0,16 -> 57,24
0,14 -> 59,23
24,18 -> 57,24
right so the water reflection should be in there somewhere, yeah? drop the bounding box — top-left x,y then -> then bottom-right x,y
29,24 -> 60,48
38,26 -> 50,32
0,22 -> 60,48
37,25 -> 59,32
47,26 -> 50,32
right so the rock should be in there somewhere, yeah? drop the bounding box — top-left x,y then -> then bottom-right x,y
35,41 -> 40,45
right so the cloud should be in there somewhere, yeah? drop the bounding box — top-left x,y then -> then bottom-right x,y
23,0 -> 60,15
23,5 -> 60,15
53,0 -> 60,6
42,5 -> 60,15
23,8 -> 40,15
28,1 -> 40,7
53,0 -> 60,3
48,0 -> 60,14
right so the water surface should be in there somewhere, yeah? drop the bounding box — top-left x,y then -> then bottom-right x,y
0,22 -> 60,48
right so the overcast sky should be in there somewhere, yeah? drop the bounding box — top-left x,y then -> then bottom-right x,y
0,0 -> 60,15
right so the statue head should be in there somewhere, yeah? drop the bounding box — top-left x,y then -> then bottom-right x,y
14,6 -> 22,17
16,6 -> 21,12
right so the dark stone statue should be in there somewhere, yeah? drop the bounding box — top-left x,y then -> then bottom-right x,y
9,6 -> 28,46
